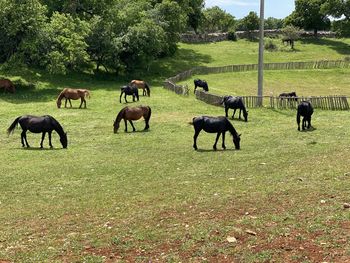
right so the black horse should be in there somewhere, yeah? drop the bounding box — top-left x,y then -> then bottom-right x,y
297,101 -> 314,131
279,91 -> 298,101
191,116 -> 241,150
194,79 -> 209,93
222,96 -> 248,122
120,85 -> 139,103
7,115 -> 68,148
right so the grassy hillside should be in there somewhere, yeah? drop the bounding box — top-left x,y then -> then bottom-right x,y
0,39 -> 349,262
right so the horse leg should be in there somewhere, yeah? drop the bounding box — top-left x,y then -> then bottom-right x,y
40,132 -> 46,148
193,129 -> 201,150
308,116 -> 312,129
129,120 -> 136,132
222,132 -> 226,150
297,113 -> 301,131
143,88 -> 146,96
124,119 -> 128,132
225,107 -> 229,117
233,109 -> 237,119
48,131 -> 53,148
22,130 -> 30,147
69,99 -> 72,107
213,133 -> 221,151
144,117 -> 149,130
79,98 -> 83,108
20,130 -> 26,147
302,116 -> 306,130
64,98 -> 68,108
84,98 -> 86,108
239,109 -> 242,119
124,93 -> 128,103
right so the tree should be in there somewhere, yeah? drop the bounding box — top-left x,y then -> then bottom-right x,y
237,11 -> 259,39
200,6 -> 235,33
0,0 -> 47,64
322,0 -> 350,20
285,0 -> 330,37
281,25 -> 301,49
265,17 -> 284,29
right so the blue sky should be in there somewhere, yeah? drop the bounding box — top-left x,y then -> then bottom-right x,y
205,0 -> 295,19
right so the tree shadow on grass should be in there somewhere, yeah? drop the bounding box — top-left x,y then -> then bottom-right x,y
300,38 -> 350,56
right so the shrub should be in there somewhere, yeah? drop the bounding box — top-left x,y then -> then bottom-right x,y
264,39 -> 278,51
227,30 -> 237,41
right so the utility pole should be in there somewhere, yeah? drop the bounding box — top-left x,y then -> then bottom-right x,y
257,0 -> 265,106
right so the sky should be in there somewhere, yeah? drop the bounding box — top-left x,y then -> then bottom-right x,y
205,0 -> 295,19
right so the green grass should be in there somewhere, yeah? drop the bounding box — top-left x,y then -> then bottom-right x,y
179,68 -> 350,96
0,38 -> 349,262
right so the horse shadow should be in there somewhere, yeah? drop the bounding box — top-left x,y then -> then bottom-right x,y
195,148 -> 237,153
15,147 -> 64,151
300,126 -> 316,132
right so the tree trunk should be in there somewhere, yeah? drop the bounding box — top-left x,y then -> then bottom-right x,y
314,28 -> 318,37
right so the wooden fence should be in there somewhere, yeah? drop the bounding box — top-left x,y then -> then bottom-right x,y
195,90 -> 350,110
166,60 -> 350,84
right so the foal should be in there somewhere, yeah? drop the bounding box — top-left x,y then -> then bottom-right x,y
194,79 -> 209,93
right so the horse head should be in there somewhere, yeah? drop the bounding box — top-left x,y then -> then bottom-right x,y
60,132 -> 68,148
113,119 -> 120,133
243,111 -> 248,122
233,133 -> 241,150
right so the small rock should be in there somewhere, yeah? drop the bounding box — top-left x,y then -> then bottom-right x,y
343,203 -> 350,209
320,200 -> 326,204
297,178 -> 303,182
226,236 -> 237,243
245,230 -> 257,236
259,162 -> 266,165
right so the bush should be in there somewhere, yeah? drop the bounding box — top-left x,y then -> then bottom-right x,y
227,30 -> 237,41
264,39 -> 278,51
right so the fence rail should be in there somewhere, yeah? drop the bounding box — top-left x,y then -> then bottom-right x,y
195,91 -> 350,110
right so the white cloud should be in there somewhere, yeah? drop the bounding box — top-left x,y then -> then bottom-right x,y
205,0 -> 259,7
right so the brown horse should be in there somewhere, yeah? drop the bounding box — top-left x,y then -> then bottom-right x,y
113,105 -> 151,133
0,79 -> 16,93
56,88 -> 91,108
129,80 -> 150,97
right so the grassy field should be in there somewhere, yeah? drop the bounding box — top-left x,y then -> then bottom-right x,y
0,39 -> 350,262
179,68 -> 350,97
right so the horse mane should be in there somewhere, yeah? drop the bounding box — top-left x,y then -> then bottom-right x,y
225,118 -> 239,138
115,107 -> 126,124
56,89 -> 67,102
47,115 -> 65,136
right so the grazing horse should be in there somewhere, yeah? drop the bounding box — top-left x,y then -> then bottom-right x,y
0,79 -> 15,93
222,96 -> 248,122
56,88 -> 90,108
7,115 -> 68,148
130,80 -> 150,96
190,116 -> 241,150
113,105 -> 151,133
279,91 -> 298,101
194,79 -> 209,93
297,101 -> 314,131
120,85 -> 139,103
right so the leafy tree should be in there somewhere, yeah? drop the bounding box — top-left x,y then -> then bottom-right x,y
281,25 -> 301,49
265,17 -> 284,29
200,6 -> 235,33
239,11 -> 259,31
285,0 -> 330,37
0,0 -> 47,63
44,12 -> 91,74
322,0 -> 350,20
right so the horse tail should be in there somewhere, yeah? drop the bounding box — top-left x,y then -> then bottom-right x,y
7,116 -> 21,135
145,82 -> 150,97
145,106 -> 152,122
